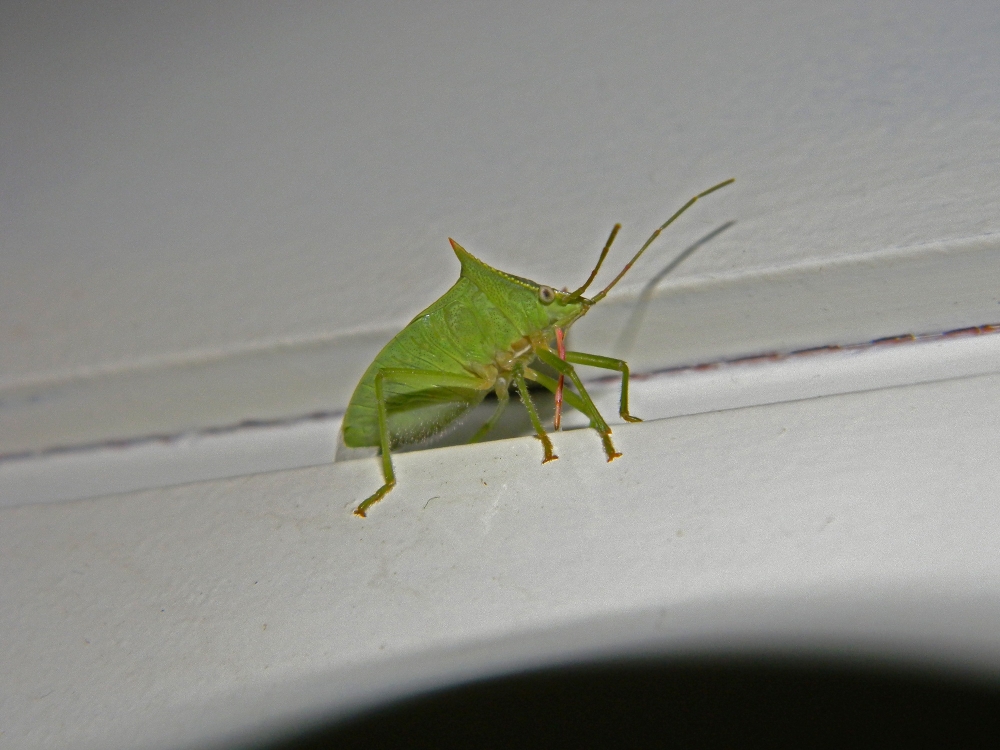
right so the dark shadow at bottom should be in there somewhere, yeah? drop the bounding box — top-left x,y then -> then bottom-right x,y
251,654 -> 1000,749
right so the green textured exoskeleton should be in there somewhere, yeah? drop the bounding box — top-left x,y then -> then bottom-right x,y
342,179 -> 734,516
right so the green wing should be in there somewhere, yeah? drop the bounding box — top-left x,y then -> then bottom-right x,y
342,249 -> 546,450
341,281 -> 499,449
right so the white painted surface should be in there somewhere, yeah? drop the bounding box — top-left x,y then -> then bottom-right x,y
3,4 -> 1000,749
4,372 -> 1000,749
2,2 -> 1000,451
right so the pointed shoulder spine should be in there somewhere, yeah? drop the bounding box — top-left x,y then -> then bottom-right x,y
448,238 -> 533,290
449,238 -> 492,278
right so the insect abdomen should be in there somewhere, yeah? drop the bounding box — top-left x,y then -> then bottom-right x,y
341,279 -> 521,448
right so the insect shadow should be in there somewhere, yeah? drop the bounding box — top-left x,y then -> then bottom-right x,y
405,388 -> 553,452
614,220 -> 736,358
336,380 -> 557,459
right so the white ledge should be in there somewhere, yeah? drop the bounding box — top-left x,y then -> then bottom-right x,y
4,370 -> 1000,748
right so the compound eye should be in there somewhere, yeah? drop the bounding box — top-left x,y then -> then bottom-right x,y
538,285 -> 556,304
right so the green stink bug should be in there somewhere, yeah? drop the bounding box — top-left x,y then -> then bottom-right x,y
342,178 -> 734,516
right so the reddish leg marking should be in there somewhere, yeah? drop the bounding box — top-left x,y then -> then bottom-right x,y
554,327 -> 566,430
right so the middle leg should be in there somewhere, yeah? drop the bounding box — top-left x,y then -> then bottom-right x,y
533,348 -> 621,461
468,385 -> 510,444
514,370 -> 557,463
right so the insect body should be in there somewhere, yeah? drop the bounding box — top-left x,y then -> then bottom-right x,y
342,178 -> 734,516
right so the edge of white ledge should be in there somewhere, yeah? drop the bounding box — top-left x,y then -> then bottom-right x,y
4,324 -> 1000,508
2,234 -> 999,457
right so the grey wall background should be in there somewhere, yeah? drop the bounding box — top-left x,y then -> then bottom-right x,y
3,2 -> 998,382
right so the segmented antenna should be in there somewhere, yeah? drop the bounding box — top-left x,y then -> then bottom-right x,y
589,178 -> 734,304
566,224 -> 621,302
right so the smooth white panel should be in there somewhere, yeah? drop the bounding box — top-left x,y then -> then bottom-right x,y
3,372 -> 1000,748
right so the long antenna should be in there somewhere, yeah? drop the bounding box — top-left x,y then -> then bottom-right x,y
589,178 -> 734,304
566,224 -> 621,302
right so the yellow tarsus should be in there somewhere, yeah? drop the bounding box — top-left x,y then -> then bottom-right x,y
354,480 -> 395,517
600,431 -> 622,462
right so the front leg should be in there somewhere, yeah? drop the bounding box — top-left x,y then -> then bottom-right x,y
533,348 -> 621,461
564,351 -> 642,423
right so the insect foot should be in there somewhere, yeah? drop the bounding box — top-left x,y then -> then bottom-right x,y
600,431 -> 623,462
537,434 -> 558,463
353,479 -> 395,518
